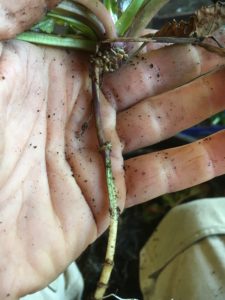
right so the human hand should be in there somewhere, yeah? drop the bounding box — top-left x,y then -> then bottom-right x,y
0,0 -> 60,39
1,2 -> 225,299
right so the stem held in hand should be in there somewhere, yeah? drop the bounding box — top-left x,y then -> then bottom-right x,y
91,49 -> 120,300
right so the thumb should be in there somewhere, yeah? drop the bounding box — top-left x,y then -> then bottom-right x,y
0,0 -> 60,40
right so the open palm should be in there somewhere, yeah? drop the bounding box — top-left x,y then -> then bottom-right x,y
1,2 -> 225,299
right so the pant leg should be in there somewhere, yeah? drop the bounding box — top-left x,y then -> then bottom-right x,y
140,197 -> 225,300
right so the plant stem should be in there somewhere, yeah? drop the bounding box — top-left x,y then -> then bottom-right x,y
102,36 -> 199,44
73,0 -> 117,38
91,61 -> 120,300
126,0 -> 170,37
115,0 -> 146,36
56,1 -> 106,38
195,41 -> 225,56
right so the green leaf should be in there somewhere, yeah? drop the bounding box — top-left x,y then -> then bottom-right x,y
103,0 -> 120,22
57,1 -> 105,38
32,18 -> 55,34
115,0 -> 146,36
16,32 -> 96,52
127,0 -> 170,37
47,11 -> 97,40
103,0 -> 116,12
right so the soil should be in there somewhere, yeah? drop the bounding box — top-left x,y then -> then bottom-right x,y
77,147 -> 225,300
77,1 -> 225,299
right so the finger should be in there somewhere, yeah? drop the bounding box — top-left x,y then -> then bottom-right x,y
0,40 -> 99,298
124,130 -> 225,208
102,43 -> 225,111
0,0 -> 59,39
117,67 -> 225,153
65,89 -> 126,235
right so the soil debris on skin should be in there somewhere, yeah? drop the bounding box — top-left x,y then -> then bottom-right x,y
77,0 -> 225,299
77,138 -> 225,299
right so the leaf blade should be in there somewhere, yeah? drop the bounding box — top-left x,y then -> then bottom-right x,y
115,0 -> 146,36
127,0 -> 170,37
47,11 -> 97,40
16,32 -> 96,52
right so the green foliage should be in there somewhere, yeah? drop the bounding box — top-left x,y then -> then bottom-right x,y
31,18 -> 55,34
115,0 -> 146,36
16,0 -> 169,50
103,0 -> 120,22
127,0 -> 169,36
47,11 -> 97,39
17,32 -> 96,52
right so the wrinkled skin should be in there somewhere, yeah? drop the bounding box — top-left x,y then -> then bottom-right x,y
1,2 -> 225,299
0,0 -> 60,39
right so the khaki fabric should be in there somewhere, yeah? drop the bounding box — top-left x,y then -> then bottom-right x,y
21,262 -> 83,300
140,198 -> 225,300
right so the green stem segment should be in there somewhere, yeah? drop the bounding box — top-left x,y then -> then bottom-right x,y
73,0 -> 117,39
92,64 -> 119,300
94,145 -> 119,300
115,0 -> 146,36
127,0 -> 170,37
